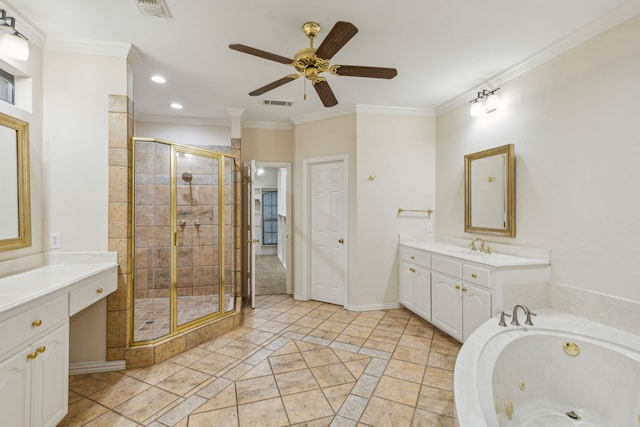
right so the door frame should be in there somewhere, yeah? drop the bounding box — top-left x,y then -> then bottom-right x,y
301,154 -> 349,307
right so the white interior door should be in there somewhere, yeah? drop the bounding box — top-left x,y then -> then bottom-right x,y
248,160 -> 257,309
309,160 -> 346,305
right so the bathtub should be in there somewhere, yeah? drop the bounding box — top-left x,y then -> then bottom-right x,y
454,309 -> 640,427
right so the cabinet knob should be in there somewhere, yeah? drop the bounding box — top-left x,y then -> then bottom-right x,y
410,256 -> 415,260
409,268 -> 416,273
455,285 -> 460,290
37,346 -> 46,354
27,351 -> 38,360
462,287 -> 468,292
32,320 -> 42,327
96,288 -> 104,294
471,273 -> 477,279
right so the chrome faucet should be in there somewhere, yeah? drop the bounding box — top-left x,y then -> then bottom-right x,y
511,304 -> 537,326
470,237 -> 485,252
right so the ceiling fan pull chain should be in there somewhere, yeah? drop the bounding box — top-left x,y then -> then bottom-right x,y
304,78 -> 307,101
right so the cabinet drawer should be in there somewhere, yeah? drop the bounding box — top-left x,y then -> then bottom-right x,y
432,256 -> 462,278
399,247 -> 430,267
0,294 -> 67,352
69,269 -> 117,316
463,264 -> 491,287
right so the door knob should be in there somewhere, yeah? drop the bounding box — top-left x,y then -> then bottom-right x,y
338,239 -> 344,244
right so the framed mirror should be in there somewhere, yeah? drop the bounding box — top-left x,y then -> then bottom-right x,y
0,111 -> 31,251
464,144 -> 515,237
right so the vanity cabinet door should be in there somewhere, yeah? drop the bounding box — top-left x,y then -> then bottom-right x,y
431,272 -> 462,340
462,284 -> 491,342
413,265 -> 431,321
399,261 -> 415,309
0,320 -> 68,427
31,321 -> 69,427
0,344 -> 32,427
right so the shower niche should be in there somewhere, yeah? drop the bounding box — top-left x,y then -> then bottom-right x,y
132,138 -> 236,343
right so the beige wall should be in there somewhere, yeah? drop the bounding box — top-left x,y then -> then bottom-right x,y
352,114 -> 436,307
293,112 -> 436,308
436,16 -> 640,308
135,121 -> 231,147
43,51 -> 128,363
241,127 -> 294,163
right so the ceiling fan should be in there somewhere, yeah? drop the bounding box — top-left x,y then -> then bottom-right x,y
229,21 -> 397,107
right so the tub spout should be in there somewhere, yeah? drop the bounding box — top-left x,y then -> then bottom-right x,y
511,304 -> 537,326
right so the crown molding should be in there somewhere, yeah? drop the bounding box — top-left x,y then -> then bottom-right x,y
244,121 -> 293,131
291,104 -> 432,125
135,113 -> 230,127
44,37 -> 132,58
355,104 -> 434,117
435,0 -> 640,116
291,105 -> 357,125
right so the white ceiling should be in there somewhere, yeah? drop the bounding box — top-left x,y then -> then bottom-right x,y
5,0 -> 638,125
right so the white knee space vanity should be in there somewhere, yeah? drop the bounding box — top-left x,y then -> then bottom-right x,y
399,237 -> 549,342
0,253 -> 117,427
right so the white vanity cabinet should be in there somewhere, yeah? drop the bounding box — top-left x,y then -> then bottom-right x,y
430,257 -> 492,341
0,296 -> 69,427
398,240 -> 549,342
399,247 -> 431,320
0,256 -> 117,427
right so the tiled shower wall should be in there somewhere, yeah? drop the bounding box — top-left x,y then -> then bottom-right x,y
107,95 -> 243,368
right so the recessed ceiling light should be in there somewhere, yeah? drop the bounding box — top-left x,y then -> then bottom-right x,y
151,75 -> 166,83
170,102 -> 183,109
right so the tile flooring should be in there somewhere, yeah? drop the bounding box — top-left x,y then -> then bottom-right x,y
60,295 -> 461,427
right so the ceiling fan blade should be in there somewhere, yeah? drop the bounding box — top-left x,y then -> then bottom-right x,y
333,65 -> 397,79
249,75 -> 298,96
313,80 -> 338,107
315,21 -> 358,60
229,44 -> 293,65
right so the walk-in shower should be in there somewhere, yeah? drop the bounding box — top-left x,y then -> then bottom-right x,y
132,138 -> 236,343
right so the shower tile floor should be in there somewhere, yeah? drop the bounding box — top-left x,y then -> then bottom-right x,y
134,295 -> 234,342
61,295 -> 460,426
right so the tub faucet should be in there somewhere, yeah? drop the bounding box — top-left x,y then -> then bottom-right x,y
511,304 -> 537,326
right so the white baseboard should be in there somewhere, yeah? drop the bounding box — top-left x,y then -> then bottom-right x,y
345,302 -> 402,312
69,360 -> 126,375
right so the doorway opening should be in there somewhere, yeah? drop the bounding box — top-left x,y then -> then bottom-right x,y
246,162 -> 292,306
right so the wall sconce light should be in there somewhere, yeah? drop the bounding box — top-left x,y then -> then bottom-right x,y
469,88 -> 500,117
0,9 -> 29,61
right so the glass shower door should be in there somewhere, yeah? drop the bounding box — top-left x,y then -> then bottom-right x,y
175,148 -> 221,328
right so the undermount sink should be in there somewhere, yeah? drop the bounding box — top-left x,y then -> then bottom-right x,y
447,249 -> 489,257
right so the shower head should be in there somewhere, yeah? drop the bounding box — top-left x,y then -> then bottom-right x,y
182,171 -> 193,183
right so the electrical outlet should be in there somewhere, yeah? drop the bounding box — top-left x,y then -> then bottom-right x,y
426,223 -> 433,233
49,233 -> 61,249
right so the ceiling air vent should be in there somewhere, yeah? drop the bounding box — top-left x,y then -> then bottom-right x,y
133,0 -> 171,18
263,100 -> 293,107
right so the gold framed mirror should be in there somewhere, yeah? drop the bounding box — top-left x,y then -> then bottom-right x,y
0,111 -> 31,251
464,144 -> 515,237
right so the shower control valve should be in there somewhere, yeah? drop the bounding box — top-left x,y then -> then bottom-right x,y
193,219 -> 201,228
178,220 -> 187,228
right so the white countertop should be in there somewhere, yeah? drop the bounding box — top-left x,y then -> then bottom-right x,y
400,239 -> 549,267
0,252 -> 118,317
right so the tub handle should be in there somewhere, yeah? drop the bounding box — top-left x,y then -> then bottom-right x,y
498,312 -> 511,327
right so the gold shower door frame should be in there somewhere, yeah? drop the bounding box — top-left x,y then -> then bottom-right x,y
131,137 -> 235,346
